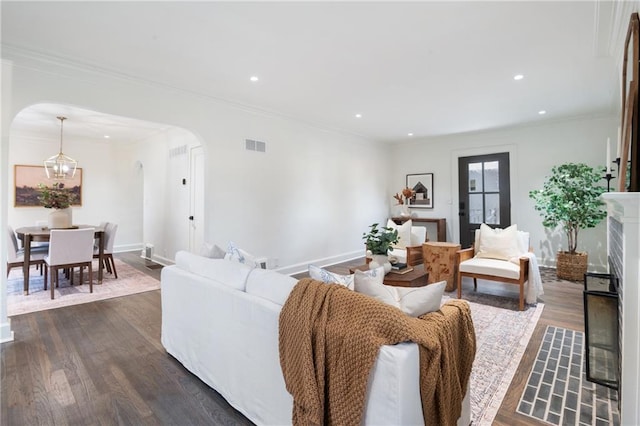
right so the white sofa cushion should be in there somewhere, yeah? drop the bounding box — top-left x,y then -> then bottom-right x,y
245,268 -> 298,306
175,250 -> 253,290
354,269 -> 446,317
459,257 -> 521,280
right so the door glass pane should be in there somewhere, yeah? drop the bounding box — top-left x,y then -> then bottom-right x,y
484,161 -> 500,192
485,194 -> 500,224
468,163 -> 482,193
469,194 -> 483,224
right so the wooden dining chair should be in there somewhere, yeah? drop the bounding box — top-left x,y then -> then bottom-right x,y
93,223 -> 118,278
44,228 -> 95,299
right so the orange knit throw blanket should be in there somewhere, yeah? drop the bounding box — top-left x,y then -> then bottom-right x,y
279,278 -> 476,426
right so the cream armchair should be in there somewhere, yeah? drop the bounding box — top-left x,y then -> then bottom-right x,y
387,220 -> 428,266
456,224 -> 541,311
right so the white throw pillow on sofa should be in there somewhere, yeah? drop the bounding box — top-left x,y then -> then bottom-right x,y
354,269 -> 446,317
308,265 -> 383,291
200,242 -> 226,259
225,241 -> 260,268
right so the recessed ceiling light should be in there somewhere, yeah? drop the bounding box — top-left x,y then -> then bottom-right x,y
104,135 -> 110,139
408,133 -> 414,137
538,110 -> 547,115
513,74 -> 524,81
355,113 -> 362,118
250,76 -> 259,82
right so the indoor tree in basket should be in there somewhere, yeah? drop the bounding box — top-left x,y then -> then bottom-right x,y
529,163 -> 607,281
362,223 -> 399,274
38,182 -> 77,229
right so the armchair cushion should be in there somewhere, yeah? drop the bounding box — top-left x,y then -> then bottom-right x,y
458,257 -> 521,280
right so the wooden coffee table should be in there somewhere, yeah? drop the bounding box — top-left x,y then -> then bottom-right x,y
349,264 -> 428,288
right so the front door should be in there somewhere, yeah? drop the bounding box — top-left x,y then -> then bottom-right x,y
458,152 -> 511,248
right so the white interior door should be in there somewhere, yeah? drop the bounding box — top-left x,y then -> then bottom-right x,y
189,146 -> 205,253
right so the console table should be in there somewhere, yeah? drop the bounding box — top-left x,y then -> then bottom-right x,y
391,217 -> 447,242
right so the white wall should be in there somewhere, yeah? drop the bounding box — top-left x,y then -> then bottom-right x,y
388,115 -> 617,271
2,50 -> 391,275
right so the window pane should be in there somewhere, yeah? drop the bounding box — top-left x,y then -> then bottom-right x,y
484,161 -> 500,192
469,194 -> 483,224
468,163 -> 483,193
485,193 -> 500,224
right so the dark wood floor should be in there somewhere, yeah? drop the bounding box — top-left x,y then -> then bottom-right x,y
2,252 -> 584,425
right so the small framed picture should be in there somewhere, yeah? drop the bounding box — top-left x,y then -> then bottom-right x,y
406,173 -> 433,209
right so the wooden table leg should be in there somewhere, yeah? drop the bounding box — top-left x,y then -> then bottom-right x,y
23,234 -> 31,295
98,231 -> 104,284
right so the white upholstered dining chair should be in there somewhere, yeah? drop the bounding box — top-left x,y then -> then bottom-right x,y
6,226 -> 48,281
44,228 -> 95,299
94,223 -> 118,278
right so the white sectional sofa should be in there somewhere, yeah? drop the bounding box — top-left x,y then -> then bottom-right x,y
161,250 -> 471,425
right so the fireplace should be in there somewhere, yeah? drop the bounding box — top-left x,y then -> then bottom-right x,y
602,193 -> 640,425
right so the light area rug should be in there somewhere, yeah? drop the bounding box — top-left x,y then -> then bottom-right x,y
7,259 -> 160,316
443,293 -> 545,425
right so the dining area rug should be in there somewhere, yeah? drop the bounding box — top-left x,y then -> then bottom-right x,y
6,259 -> 160,316
442,292 -> 545,425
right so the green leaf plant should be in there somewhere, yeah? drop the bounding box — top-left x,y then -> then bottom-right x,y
529,163 -> 607,255
362,223 -> 399,255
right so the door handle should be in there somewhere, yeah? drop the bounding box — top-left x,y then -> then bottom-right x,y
459,201 -> 465,216
188,216 -> 194,221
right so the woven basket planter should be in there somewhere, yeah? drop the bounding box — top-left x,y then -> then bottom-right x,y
557,251 -> 588,281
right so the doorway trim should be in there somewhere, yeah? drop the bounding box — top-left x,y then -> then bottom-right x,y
450,144 -> 519,244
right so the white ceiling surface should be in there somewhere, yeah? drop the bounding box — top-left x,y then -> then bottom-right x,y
2,1 -> 620,143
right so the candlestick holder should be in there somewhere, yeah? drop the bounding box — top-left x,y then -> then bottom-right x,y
603,172 -> 614,192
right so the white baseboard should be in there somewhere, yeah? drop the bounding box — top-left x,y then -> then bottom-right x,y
0,319 -> 14,344
275,250 -> 364,276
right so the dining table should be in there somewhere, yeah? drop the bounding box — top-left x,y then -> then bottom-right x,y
15,224 -> 106,295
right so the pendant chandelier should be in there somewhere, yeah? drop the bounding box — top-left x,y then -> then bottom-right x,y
44,116 -> 77,180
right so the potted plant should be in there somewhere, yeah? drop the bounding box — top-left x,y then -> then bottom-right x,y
362,223 -> 399,273
529,163 -> 607,280
38,182 -> 77,228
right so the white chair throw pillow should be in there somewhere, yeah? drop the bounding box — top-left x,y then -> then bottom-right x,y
386,219 -> 412,249
475,223 -> 521,261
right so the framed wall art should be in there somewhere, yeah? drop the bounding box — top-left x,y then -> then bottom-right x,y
406,173 -> 433,209
14,164 -> 83,207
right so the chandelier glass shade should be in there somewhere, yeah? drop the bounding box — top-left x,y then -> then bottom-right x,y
44,116 -> 77,180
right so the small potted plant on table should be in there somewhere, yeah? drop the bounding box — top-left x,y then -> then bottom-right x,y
362,223 -> 399,274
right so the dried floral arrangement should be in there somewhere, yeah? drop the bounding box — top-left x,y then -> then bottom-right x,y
392,187 -> 415,205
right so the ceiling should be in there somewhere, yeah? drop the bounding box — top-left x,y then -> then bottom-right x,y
1,1 -> 621,143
